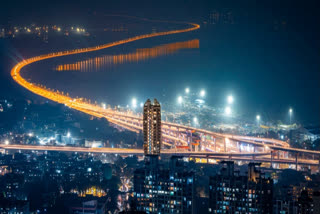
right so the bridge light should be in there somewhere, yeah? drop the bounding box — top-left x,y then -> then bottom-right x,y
177,96 -> 183,104
225,106 -> 231,115
185,88 -> 190,94
225,138 -> 230,145
200,89 -> 205,97
227,95 -> 234,104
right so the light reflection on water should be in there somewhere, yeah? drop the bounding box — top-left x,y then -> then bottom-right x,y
55,39 -> 199,72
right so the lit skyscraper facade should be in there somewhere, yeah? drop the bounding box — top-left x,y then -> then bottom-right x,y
143,99 -> 161,156
209,162 -> 273,214
133,157 -> 195,214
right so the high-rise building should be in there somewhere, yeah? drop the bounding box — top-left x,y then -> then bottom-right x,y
208,161 -> 273,214
298,190 -> 314,214
133,156 -> 195,214
143,99 -> 161,156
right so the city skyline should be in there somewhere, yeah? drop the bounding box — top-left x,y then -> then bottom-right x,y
0,0 -> 319,213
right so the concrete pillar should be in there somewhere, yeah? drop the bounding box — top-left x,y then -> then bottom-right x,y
270,151 -> 273,169
295,153 -> 298,171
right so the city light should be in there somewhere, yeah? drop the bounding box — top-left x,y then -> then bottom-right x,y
132,98 -> 137,108
185,88 -> 190,94
225,137 -> 230,145
140,102 -> 144,108
227,95 -> 234,104
225,106 -> 232,115
67,132 -> 71,138
289,108 -> 293,124
28,132 -> 34,137
5,140 -> 9,145
102,103 -> 106,109
193,117 -> 198,123
177,96 -> 183,104
256,115 -> 260,121
200,89 -> 205,97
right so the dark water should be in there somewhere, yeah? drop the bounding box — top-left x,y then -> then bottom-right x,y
6,16 -> 320,125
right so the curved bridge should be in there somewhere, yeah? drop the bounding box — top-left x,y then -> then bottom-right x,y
9,19 -> 320,170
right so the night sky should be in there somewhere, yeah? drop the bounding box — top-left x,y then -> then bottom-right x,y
0,0 -> 319,124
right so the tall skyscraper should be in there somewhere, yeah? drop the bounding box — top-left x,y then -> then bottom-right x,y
209,161 -> 273,214
143,99 -> 161,156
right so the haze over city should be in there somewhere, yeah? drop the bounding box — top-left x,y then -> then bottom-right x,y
0,0 -> 319,213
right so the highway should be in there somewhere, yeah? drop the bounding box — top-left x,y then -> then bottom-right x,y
9,18 -> 320,169
1,144 -> 318,166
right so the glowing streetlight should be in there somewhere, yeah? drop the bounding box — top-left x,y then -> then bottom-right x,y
200,89 -> 205,97
131,98 -> 137,108
227,95 -> 234,104
225,106 -> 232,115
256,115 -> 261,128
193,117 -> 198,123
177,96 -> 183,104
5,140 -> 9,145
256,115 -> 260,121
185,88 -> 190,94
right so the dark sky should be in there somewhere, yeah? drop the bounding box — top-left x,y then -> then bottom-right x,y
0,0 -> 319,125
